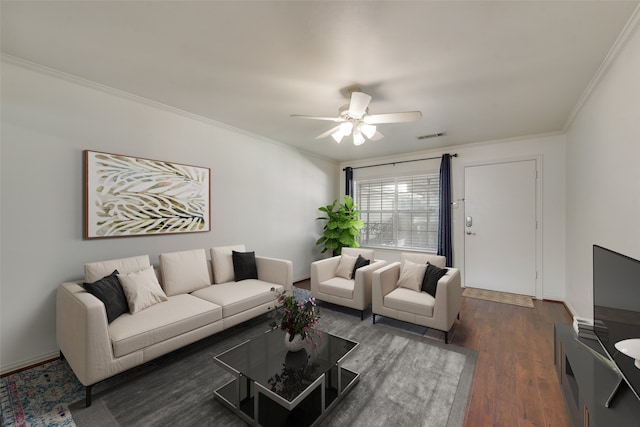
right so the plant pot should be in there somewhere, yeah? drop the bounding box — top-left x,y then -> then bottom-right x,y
284,332 -> 305,352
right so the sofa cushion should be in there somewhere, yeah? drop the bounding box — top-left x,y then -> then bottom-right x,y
318,277 -> 354,299
109,294 -> 222,358
396,259 -> 427,292
210,245 -> 246,284
160,249 -> 211,296
335,253 -> 358,279
85,255 -> 151,283
421,263 -> 448,297
117,266 -> 168,314
384,287 -> 435,317
232,251 -> 258,281
191,280 -> 283,318
83,270 -> 128,324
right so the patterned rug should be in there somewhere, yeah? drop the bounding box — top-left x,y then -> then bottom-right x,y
462,287 -> 535,308
1,358 -> 84,427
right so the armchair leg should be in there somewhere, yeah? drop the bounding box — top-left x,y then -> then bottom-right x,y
86,385 -> 93,407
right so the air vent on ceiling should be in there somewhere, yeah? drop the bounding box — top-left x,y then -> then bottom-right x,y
417,132 -> 446,140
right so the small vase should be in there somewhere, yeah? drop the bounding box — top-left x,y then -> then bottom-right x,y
284,332 -> 305,352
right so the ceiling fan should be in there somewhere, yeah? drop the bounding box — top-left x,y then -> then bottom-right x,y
291,91 -> 422,145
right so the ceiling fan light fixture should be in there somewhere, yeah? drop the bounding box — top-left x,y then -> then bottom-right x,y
353,131 -> 366,146
339,122 -> 354,135
331,130 -> 344,143
360,123 -> 377,139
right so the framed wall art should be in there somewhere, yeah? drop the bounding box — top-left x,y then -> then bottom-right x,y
85,150 -> 211,239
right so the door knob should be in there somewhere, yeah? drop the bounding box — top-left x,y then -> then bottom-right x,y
466,231 -> 476,235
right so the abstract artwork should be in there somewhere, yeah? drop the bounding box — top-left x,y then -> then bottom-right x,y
85,150 -> 210,238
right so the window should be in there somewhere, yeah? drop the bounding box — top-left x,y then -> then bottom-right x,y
355,174 -> 439,251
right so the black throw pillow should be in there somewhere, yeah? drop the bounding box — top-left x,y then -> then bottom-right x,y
421,263 -> 448,297
351,254 -> 371,279
83,270 -> 128,323
232,250 -> 258,281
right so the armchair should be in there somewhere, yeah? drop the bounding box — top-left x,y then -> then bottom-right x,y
310,248 -> 386,320
372,253 -> 461,343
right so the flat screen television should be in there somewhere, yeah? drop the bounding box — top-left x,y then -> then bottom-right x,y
593,244 -> 640,405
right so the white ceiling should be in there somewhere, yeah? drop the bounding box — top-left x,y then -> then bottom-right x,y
2,1 -> 638,162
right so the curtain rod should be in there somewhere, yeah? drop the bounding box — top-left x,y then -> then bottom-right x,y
343,153 -> 457,171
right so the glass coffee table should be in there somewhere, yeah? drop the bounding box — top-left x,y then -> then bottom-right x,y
213,328 -> 359,426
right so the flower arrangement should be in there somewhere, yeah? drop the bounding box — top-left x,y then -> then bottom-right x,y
270,289 -> 321,348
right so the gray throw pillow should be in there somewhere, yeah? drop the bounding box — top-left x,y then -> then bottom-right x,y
232,251 -> 258,281
421,262 -> 448,297
83,270 -> 128,323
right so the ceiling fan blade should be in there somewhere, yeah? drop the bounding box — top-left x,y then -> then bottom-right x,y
365,111 -> 422,124
315,125 -> 342,140
370,130 -> 385,141
348,92 -> 372,119
290,114 -> 342,122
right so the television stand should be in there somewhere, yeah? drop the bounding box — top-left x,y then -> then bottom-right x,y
554,324 -> 640,426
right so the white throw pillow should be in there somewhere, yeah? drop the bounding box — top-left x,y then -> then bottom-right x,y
335,253 -> 358,279
117,266 -> 168,314
160,249 -> 210,296
396,259 -> 427,292
84,255 -> 151,283
210,245 -> 246,284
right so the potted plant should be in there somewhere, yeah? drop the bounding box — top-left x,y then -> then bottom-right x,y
316,195 -> 365,255
270,290 -> 321,352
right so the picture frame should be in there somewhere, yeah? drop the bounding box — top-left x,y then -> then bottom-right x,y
84,150 -> 211,239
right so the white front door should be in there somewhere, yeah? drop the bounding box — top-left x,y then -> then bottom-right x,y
464,160 -> 537,296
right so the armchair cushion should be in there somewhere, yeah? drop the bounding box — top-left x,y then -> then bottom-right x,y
318,277 -> 354,299
352,255 -> 371,278
421,263 -> 448,297
232,251 -> 258,281
396,259 -> 427,292
384,287 -> 435,317
335,253 -> 358,279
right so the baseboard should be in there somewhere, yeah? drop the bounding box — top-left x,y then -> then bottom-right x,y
1,350 -> 60,377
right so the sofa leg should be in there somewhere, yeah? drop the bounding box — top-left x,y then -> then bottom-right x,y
372,314 -> 376,324
444,331 -> 449,344
458,312 -> 461,320
59,351 -> 65,361
361,310 -> 365,321
86,385 -> 93,407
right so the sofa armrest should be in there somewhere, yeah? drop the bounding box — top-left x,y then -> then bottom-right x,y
56,281 -> 113,386
255,256 -> 293,292
372,262 -> 401,311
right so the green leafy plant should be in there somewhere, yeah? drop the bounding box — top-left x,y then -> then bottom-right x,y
315,195 -> 365,255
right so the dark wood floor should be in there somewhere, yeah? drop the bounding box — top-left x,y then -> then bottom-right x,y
294,279 -> 573,427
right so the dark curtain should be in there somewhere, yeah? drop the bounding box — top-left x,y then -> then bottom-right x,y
438,154 -> 453,267
345,167 -> 353,196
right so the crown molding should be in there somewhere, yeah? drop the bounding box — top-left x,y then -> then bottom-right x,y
0,53 -> 338,165
563,3 -> 640,132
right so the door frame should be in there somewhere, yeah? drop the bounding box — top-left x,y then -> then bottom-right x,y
460,155 -> 543,299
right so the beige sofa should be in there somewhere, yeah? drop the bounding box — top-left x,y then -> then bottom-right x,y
372,253 -> 461,343
310,247 -> 387,320
56,245 -> 292,406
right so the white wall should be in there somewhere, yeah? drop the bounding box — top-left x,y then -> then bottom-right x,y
0,60 -> 339,372
564,24 -> 640,320
341,133 -> 567,301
